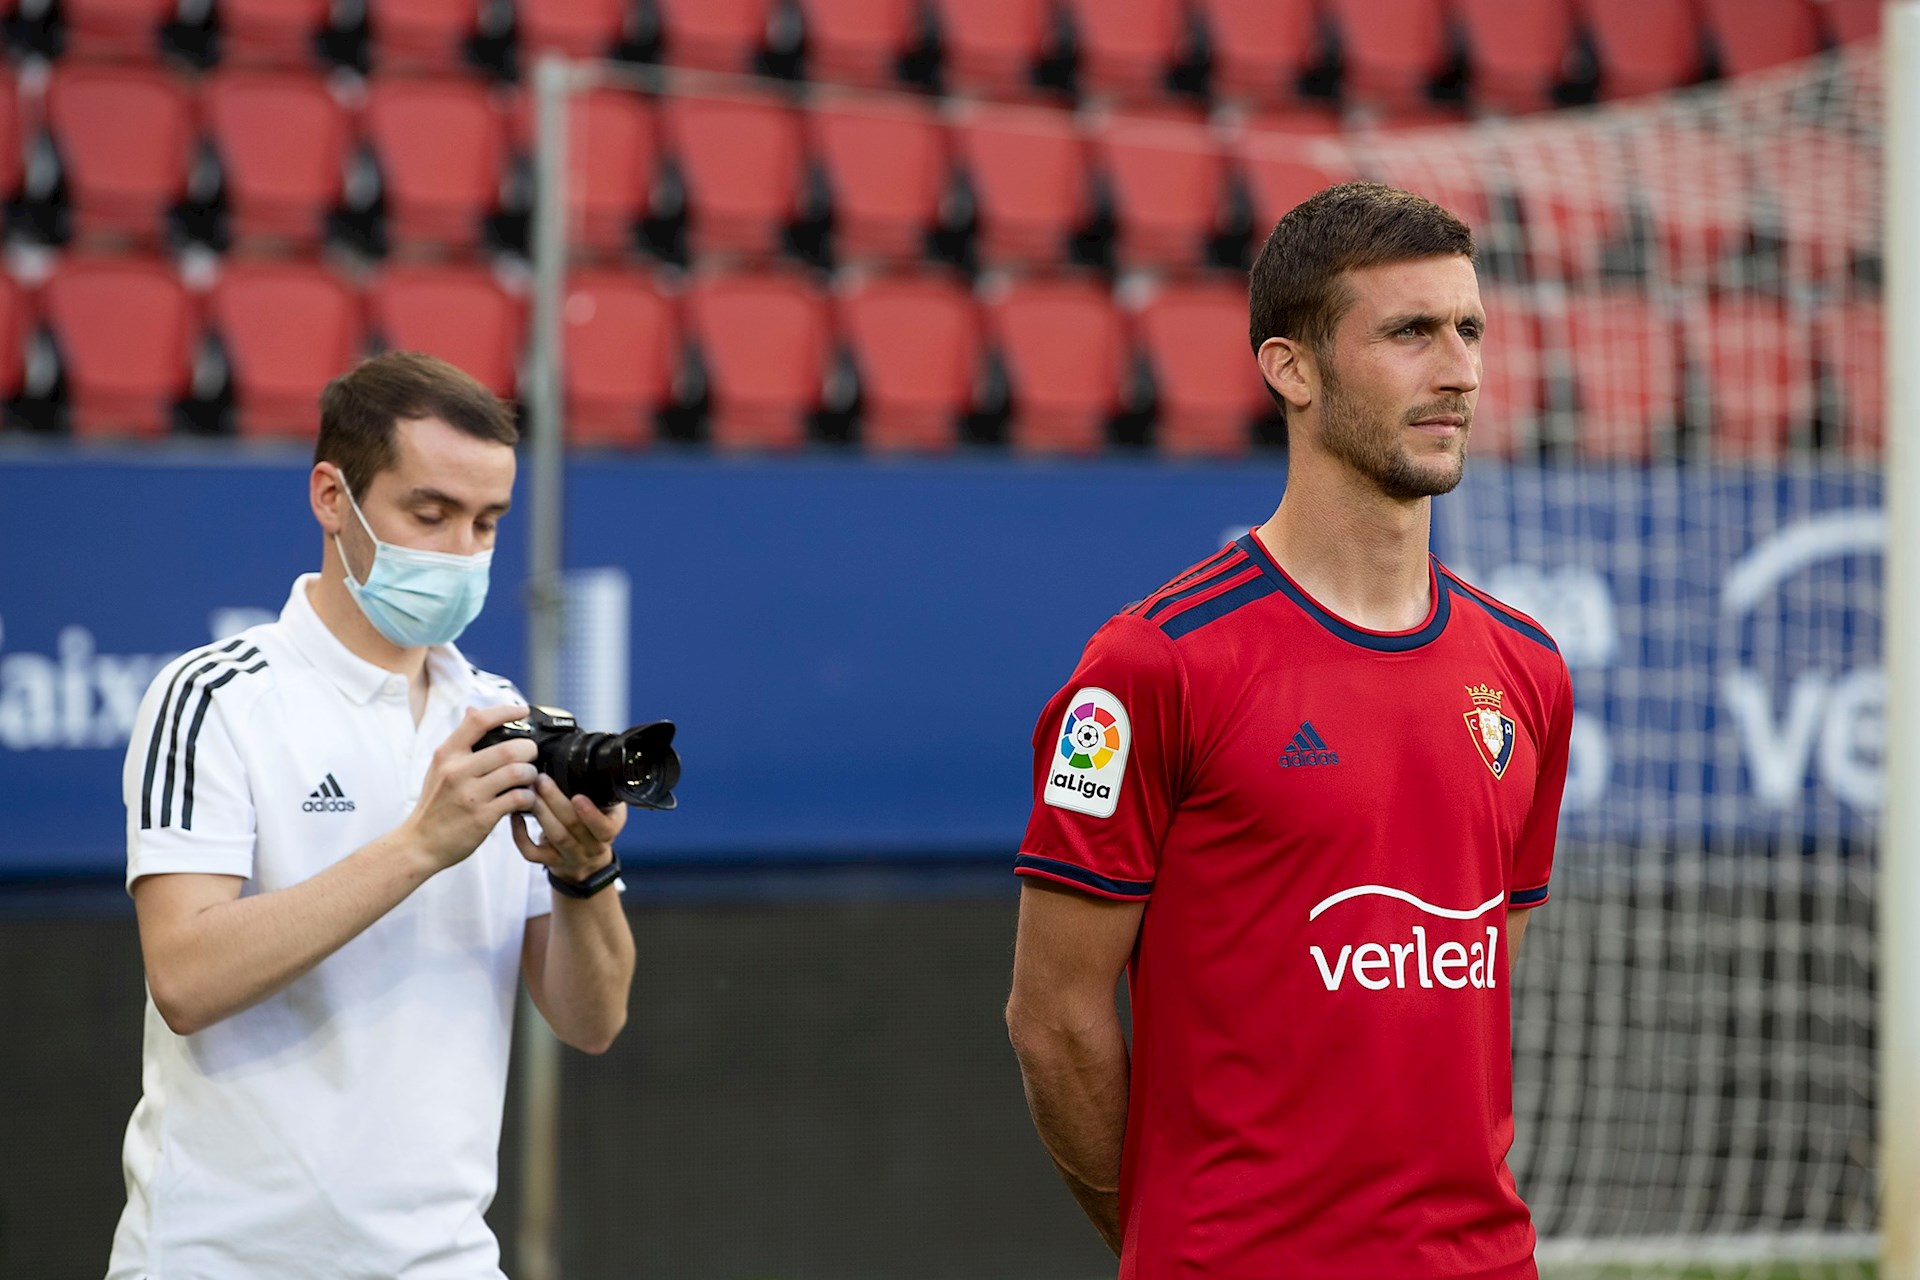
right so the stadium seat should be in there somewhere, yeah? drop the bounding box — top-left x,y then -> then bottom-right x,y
1061,0 -> 1182,100
662,93 -> 804,257
363,77 -> 506,251
988,277 -> 1124,455
370,264 -> 523,396
1195,0 -> 1321,104
1558,291 -> 1679,458
1094,112 -> 1227,270
220,0 -> 332,64
1471,286 -> 1542,457
46,65 -> 195,242
835,273 -> 978,451
517,0 -> 629,57
1506,132 -> 1626,280
1576,0 -> 1703,99
1455,0 -> 1573,111
1758,128 -> 1877,284
1817,301 -> 1882,458
1822,0 -> 1880,44
62,0 -> 172,59
1132,281 -> 1265,457
797,0 -> 915,87
1634,124 -> 1752,281
43,256 -> 197,437
1699,0 -> 1818,77
365,0 -> 482,69
1364,151 -> 1490,237
1686,296 -> 1812,457
514,87 -> 654,256
0,71 -> 23,207
211,260 -> 364,437
0,272 -> 28,403
684,271 -> 828,450
929,0 -> 1050,98
562,270 -> 676,446
204,71 -> 348,247
1326,0 -> 1451,106
808,98 -> 946,262
655,0 -> 767,72
954,104 -> 1091,266
1234,136 -> 1353,240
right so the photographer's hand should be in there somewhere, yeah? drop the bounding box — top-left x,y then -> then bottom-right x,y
515,784 -> 633,1054
403,704 -> 541,871
510,779 -> 627,882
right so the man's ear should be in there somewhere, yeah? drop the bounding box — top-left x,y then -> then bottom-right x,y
1256,336 -> 1315,416
311,463 -> 347,538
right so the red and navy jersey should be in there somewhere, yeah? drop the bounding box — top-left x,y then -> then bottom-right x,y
1018,530 -> 1573,1280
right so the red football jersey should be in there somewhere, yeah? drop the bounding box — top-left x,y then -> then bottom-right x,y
1019,530 -> 1573,1280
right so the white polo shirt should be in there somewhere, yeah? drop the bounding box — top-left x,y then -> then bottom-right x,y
109,574 -> 552,1280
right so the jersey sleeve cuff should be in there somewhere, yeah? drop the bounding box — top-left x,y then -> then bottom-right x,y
1014,853 -> 1153,901
1508,883 -> 1550,908
126,832 -> 255,890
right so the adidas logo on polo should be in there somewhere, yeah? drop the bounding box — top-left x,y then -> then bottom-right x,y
1278,722 -> 1340,768
302,774 -> 356,813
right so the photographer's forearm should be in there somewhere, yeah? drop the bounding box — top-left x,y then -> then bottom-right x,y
133,832 -> 440,1037
527,891 -> 634,1055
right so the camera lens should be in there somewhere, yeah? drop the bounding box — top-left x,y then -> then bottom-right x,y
609,722 -> 680,809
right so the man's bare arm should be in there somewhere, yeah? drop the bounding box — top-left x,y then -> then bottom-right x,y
1006,879 -> 1144,1256
1508,906 -> 1534,964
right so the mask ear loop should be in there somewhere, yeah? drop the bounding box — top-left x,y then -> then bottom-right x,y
327,465 -> 379,589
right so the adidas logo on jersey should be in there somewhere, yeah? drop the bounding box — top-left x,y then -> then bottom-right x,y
1278,721 -> 1340,767
302,774 -> 355,813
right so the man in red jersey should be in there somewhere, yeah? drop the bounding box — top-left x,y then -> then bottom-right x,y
1006,182 -> 1573,1280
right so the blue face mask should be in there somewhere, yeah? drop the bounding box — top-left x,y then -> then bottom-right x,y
335,484 -> 493,649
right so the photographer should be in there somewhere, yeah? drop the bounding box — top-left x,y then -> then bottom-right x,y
106,353 -> 635,1279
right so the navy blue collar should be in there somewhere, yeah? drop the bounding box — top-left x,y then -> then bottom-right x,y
1236,533 -> 1451,653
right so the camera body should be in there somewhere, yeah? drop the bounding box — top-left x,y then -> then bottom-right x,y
475,706 -> 680,811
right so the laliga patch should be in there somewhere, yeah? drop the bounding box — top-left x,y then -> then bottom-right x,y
1044,687 -> 1131,818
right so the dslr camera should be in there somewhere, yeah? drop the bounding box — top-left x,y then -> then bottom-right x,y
475,706 -> 681,811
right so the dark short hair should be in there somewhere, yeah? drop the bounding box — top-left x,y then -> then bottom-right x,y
1249,181 -> 1475,409
316,352 -> 518,497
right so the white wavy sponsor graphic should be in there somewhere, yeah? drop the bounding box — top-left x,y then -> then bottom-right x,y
1307,885 -> 1506,923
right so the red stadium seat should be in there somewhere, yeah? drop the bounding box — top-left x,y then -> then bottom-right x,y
365,0 -> 481,69
685,271 -> 828,450
1095,112 -> 1226,269
1504,131 -> 1625,280
662,93 -> 804,257
205,71 -> 348,247
655,0 -> 767,72
988,277 -> 1124,455
0,272 -> 28,402
518,0 -> 630,56
46,65 -> 195,242
363,77 -> 506,251
44,256 -> 197,437
513,88 -> 654,256
954,104 -> 1091,265
1823,0 -> 1880,44
1132,281 -> 1265,457
1576,0 -> 1703,99
371,264 -> 523,395
562,270 -> 676,446
220,0 -> 331,64
1634,124 -> 1752,281
835,273 -> 978,451
1471,286 -> 1542,457
212,260 -> 364,437
1326,0 -> 1450,106
1455,0 -> 1573,111
0,71 -> 23,203
1818,301 -> 1881,458
797,0 -> 915,87
62,0 -> 171,59
808,98 -> 946,262
1699,0 -> 1818,76
1686,296 -> 1812,457
1196,0 -> 1321,104
1558,291 -> 1679,459
1235,135 -> 1353,240
1061,0 -> 1182,100
1757,128 -> 1877,284
929,0 -> 1050,97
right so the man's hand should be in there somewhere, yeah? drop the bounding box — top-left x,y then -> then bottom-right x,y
511,778 -> 628,882
401,703 -> 540,872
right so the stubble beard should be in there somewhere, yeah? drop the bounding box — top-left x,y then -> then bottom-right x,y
1316,364 -> 1472,502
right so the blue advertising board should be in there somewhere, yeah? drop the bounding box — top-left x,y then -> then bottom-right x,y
0,452 -> 1884,879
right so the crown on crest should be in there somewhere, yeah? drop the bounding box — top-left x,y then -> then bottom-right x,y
1466,683 -> 1505,708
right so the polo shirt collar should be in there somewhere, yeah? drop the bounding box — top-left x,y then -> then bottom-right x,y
279,574 -> 480,706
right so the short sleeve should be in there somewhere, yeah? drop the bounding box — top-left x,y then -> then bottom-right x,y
1509,662 -> 1573,909
1016,613 -> 1187,901
124,654 -> 258,890
525,859 -> 554,919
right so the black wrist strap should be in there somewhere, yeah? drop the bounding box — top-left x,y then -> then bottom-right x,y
548,852 -> 621,899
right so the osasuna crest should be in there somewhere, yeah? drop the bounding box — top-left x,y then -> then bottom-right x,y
1463,684 -> 1515,779
1044,686 -> 1132,818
